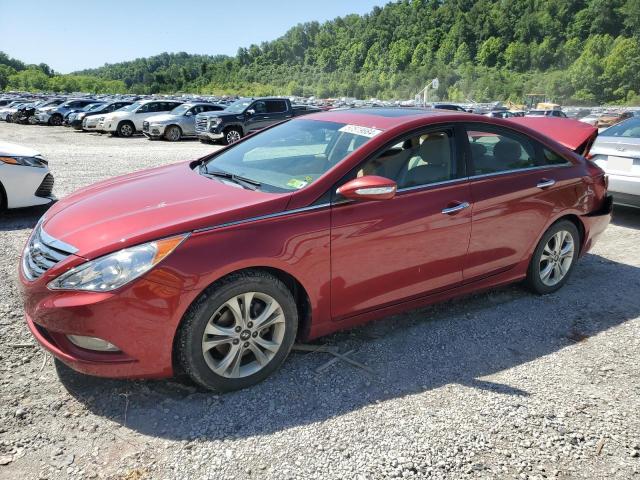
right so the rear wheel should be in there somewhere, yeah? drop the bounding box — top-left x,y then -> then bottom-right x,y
526,220 -> 580,294
164,125 -> 182,142
223,127 -> 242,145
176,271 -> 298,392
117,121 -> 135,137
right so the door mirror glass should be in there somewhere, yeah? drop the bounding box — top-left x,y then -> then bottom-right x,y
185,111 -> 193,116
337,176 -> 397,201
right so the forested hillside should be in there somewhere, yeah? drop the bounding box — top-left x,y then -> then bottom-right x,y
4,0 -> 640,104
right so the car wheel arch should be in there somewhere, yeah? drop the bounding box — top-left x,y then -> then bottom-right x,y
171,266 -> 312,373
0,180 -> 7,210
523,213 -> 586,264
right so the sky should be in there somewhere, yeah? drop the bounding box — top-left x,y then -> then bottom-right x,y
0,0 -> 387,73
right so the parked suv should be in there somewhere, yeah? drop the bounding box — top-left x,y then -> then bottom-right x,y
75,101 -> 133,130
196,97 -> 313,144
100,100 -> 184,137
143,103 -> 225,141
36,99 -> 97,126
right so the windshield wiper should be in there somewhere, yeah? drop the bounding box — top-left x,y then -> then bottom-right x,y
200,167 -> 261,191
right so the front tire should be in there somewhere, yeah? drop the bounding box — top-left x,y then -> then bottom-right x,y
117,121 -> 135,137
164,125 -> 182,142
49,114 -> 63,126
223,127 -> 242,145
526,220 -> 580,294
176,271 -> 298,392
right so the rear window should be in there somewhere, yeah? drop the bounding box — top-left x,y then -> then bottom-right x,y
601,118 -> 640,138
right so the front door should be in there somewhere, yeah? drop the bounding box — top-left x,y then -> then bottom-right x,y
330,126 -> 472,320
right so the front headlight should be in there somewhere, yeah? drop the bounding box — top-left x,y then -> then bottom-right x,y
0,156 -> 48,168
48,234 -> 188,292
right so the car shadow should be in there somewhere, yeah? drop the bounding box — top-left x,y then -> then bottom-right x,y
56,253 -> 639,441
612,204 -> 640,230
0,204 -> 49,232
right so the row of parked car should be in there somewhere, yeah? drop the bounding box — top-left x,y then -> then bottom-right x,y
0,94 -> 326,144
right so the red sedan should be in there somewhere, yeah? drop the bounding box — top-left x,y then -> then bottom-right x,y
20,109 -> 611,391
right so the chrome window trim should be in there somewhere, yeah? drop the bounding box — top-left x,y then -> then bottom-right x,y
396,176 -> 469,193
193,203 -> 331,233
39,227 -> 78,254
466,162 -> 572,180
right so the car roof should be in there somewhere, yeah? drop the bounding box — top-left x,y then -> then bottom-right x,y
302,108 -> 465,130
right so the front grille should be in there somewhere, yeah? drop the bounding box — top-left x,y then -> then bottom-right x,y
22,224 -> 75,280
142,121 -> 149,132
35,174 -> 54,198
195,116 -> 208,133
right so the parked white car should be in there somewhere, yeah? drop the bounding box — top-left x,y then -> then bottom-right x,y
590,117 -> 640,208
0,141 -> 54,210
100,100 -> 183,137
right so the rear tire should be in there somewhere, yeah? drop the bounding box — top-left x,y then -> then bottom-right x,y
176,270 -> 298,392
117,121 -> 135,137
525,220 -> 580,295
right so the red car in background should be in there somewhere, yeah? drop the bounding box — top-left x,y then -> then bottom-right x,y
20,109 -> 611,392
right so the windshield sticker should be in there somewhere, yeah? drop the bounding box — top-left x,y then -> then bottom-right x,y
338,124 -> 383,138
286,178 -> 308,189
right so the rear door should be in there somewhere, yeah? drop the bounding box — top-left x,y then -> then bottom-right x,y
246,100 -> 291,132
462,123 -> 580,281
330,125 -> 472,320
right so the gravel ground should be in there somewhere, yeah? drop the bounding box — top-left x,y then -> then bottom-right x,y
1,122 -> 639,480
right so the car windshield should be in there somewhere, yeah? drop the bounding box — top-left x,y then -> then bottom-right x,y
170,104 -> 193,115
601,118 -> 640,138
202,119 -> 378,192
225,99 -> 252,114
85,103 -> 105,111
119,101 -> 142,112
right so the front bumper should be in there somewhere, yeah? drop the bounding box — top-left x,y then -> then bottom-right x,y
143,123 -> 167,138
197,131 -> 224,141
36,112 -> 51,124
20,263 -> 192,379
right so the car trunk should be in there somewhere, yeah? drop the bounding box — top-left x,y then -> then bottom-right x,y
508,117 -> 598,157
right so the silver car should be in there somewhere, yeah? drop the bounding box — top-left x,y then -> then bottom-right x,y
142,103 -> 225,141
590,117 -> 640,208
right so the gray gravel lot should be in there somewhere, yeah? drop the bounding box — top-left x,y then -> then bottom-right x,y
1,122 -> 639,480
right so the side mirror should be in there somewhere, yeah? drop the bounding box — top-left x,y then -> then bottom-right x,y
336,175 -> 397,201
185,111 -> 193,116
246,109 -> 255,116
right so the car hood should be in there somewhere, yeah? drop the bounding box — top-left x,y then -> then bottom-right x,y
0,140 -> 41,157
146,113 -> 180,123
42,162 -> 289,259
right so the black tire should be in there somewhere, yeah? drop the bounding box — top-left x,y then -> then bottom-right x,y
0,181 -> 7,211
164,125 -> 182,142
176,270 -> 298,392
117,121 -> 135,137
525,220 -> 580,295
49,114 -> 63,126
222,127 -> 242,145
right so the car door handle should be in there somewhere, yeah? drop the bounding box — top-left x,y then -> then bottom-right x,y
441,202 -> 470,215
536,179 -> 556,189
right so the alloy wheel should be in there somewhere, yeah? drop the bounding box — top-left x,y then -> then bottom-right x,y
120,124 -> 133,137
226,130 -> 241,144
166,126 -> 181,141
201,292 -> 285,378
539,230 -> 575,287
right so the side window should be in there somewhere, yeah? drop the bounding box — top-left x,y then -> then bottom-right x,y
191,106 -> 203,115
542,148 -> 570,165
266,100 -> 287,113
356,129 -> 458,189
467,127 -> 536,175
203,104 -> 223,112
136,103 -> 150,113
253,101 -> 267,114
